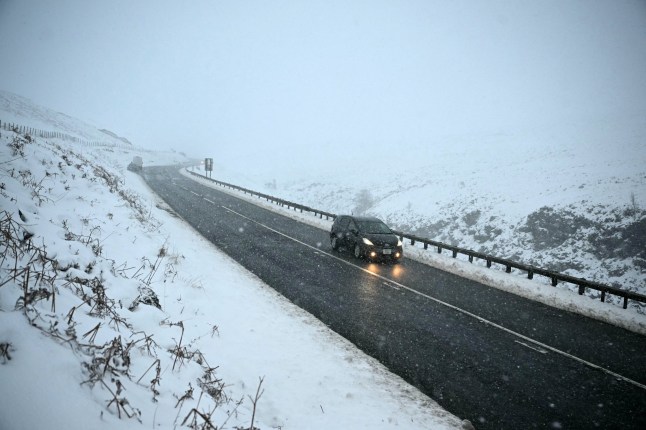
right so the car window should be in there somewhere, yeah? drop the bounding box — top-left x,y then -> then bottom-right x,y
357,220 -> 392,234
347,219 -> 358,231
338,217 -> 350,230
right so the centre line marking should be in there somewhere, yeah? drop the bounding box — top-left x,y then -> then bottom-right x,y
220,204 -> 646,391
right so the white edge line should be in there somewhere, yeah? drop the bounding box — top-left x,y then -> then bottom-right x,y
515,340 -> 548,354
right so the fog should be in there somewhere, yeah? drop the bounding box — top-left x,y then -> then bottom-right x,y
1,0 -> 645,175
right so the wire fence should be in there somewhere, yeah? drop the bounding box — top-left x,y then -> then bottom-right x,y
0,119 -> 150,152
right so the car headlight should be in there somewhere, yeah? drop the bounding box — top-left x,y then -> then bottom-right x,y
397,239 -> 403,247
362,238 -> 374,246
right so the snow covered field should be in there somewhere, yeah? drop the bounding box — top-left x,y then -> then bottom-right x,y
0,92 -> 467,429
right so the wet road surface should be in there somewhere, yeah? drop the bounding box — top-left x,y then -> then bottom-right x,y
143,165 -> 646,429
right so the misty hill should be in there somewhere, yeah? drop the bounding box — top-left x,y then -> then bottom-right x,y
0,90 -> 188,169
0,90 -> 128,145
99,128 -> 132,145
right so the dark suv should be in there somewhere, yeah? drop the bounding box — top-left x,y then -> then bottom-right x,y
330,215 -> 403,262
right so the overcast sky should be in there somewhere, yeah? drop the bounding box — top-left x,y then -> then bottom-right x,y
1,0 -> 645,169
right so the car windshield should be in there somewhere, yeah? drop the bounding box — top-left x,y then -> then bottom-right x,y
357,220 -> 392,234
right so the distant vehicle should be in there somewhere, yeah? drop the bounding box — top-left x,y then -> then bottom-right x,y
330,215 -> 403,262
127,156 -> 143,172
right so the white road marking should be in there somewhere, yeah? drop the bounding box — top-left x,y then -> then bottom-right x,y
220,204 -> 646,391
515,340 -> 548,354
383,281 -> 400,291
203,197 -> 216,205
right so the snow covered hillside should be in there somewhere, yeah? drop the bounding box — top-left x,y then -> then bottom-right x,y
0,93 -> 465,429
205,115 -> 646,309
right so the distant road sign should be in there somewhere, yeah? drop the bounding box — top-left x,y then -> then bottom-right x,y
204,158 -> 213,177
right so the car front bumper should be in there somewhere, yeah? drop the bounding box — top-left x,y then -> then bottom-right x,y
364,246 -> 403,261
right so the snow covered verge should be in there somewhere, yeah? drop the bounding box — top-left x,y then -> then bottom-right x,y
0,124 -> 466,427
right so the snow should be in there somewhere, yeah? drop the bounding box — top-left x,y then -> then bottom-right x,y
1,1 -> 644,425
1,90 -> 645,430
0,93 -> 466,429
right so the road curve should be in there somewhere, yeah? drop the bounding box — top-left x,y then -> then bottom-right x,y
143,165 -> 646,430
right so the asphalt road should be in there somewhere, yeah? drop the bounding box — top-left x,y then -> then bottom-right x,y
143,165 -> 646,430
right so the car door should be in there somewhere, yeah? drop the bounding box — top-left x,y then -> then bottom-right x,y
333,217 -> 350,245
346,218 -> 359,247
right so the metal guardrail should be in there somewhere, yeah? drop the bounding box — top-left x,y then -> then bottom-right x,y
186,170 -> 336,220
188,169 -> 646,310
390,231 -> 646,310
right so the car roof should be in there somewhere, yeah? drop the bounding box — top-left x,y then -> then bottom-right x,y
338,215 -> 383,223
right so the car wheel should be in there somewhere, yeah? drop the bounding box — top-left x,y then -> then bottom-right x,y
354,244 -> 362,259
331,236 -> 339,251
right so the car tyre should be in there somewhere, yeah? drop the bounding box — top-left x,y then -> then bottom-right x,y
354,244 -> 363,259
